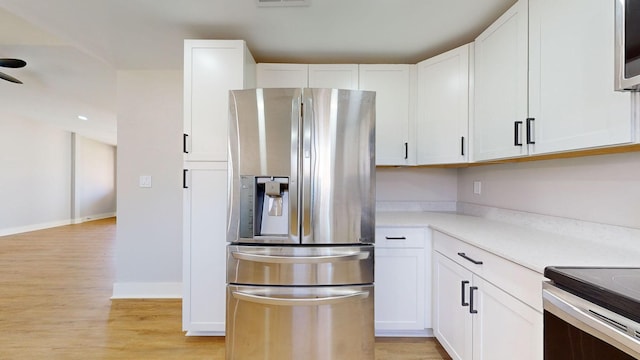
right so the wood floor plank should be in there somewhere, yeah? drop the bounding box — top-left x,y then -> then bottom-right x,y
0,218 -> 451,359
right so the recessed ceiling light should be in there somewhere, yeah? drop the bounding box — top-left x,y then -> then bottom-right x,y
78,115 -> 88,121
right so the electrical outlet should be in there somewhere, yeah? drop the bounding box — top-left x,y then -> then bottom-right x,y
473,181 -> 482,195
139,175 -> 152,188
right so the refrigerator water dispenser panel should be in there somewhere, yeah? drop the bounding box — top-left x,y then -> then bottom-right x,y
239,175 -> 289,240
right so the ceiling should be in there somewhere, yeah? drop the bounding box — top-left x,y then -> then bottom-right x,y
0,0 -> 516,146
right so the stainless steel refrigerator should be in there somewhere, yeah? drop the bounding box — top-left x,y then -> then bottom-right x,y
226,88 -> 376,360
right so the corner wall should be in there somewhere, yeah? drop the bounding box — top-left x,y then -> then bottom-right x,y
0,114 -> 72,235
457,151 -> 640,229
0,115 -> 115,236
114,70 -> 183,298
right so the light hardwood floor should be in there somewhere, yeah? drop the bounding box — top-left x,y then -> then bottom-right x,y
0,218 -> 451,359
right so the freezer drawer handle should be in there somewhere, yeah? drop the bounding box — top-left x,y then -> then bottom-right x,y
231,251 -> 370,264
232,290 -> 370,306
385,236 -> 406,240
457,252 -> 483,265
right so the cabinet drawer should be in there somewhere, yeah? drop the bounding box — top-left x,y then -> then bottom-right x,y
376,227 -> 425,248
433,231 -> 543,312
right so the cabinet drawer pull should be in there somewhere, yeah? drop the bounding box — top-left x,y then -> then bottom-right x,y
385,236 -> 406,240
514,121 -> 523,146
183,133 -> 189,153
457,252 -> 483,265
461,280 -> 470,306
526,117 -> 535,144
469,286 -> 479,314
183,169 -> 189,189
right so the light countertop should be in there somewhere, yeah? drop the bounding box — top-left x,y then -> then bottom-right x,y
377,211 -> 640,274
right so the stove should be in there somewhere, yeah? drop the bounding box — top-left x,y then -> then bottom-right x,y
544,267 -> 640,323
543,267 -> 640,360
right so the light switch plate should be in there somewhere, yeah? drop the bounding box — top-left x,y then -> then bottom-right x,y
139,175 -> 152,188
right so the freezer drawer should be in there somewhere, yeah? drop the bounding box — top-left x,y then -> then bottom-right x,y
226,284 -> 374,360
227,245 -> 374,286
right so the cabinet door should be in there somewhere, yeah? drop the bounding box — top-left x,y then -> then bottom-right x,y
184,40 -> 253,162
433,253 -> 472,360
375,247 -> 425,333
182,163 -> 227,334
256,63 -> 308,88
472,276 -> 542,360
473,0 -> 529,161
528,0 -> 633,154
308,64 -> 359,89
359,65 -> 415,165
416,44 -> 470,165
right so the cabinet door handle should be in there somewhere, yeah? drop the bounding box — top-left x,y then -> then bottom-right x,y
457,252 -> 483,265
385,236 -> 406,240
526,117 -> 535,144
183,133 -> 189,154
183,169 -> 189,189
404,142 -> 408,160
514,121 -> 523,146
461,136 -> 465,156
469,286 -> 479,314
461,280 -> 470,306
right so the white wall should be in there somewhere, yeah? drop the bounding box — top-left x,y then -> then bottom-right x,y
76,136 -> 117,220
376,167 -> 458,202
457,152 -> 640,229
0,114 -> 117,236
0,114 -> 72,235
114,70 -> 183,297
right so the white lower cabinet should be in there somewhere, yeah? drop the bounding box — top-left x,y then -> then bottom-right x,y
433,232 -> 542,360
472,276 -> 542,360
182,162 -> 227,335
375,227 -> 430,336
433,252 -> 473,360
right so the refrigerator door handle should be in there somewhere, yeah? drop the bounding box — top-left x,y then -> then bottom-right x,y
231,250 -> 370,264
289,94 -> 302,243
232,290 -> 370,306
300,92 -> 313,241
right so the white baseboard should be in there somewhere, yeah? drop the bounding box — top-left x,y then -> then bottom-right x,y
111,282 -> 182,299
72,212 -> 116,224
0,219 -> 72,237
375,328 -> 434,337
0,212 -> 116,236
186,330 -> 225,337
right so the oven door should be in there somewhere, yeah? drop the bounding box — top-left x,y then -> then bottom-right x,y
542,282 -> 640,360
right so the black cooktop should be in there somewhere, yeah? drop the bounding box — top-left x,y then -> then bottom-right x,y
545,267 -> 640,323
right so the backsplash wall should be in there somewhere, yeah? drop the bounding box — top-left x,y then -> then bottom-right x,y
376,167 -> 458,203
457,151 -> 640,229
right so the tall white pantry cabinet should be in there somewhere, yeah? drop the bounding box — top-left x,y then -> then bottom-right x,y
182,40 -> 256,335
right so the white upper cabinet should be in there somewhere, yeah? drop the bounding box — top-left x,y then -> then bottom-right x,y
359,65 -> 416,166
308,64 -> 359,89
416,43 -> 471,165
473,0 -> 529,162
528,0 -> 633,154
473,0 -> 634,162
184,40 -> 255,162
256,63 -> 309,88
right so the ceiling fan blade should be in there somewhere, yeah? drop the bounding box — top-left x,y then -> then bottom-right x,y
0,58 -> 27,68
0,71 -> 23,84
